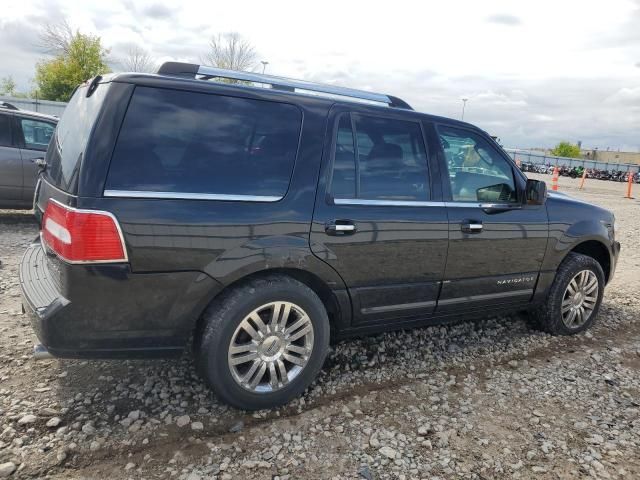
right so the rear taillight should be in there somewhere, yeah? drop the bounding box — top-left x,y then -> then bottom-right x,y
42,199 -> 127,263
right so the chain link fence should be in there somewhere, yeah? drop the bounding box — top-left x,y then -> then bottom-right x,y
504,148 -> 640,173
0,96 -> 67,117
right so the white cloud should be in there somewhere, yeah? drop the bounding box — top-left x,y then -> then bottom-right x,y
604,86 -> 640,105
0,0 -> 638,151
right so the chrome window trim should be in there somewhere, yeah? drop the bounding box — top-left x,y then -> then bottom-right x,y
332,198 -> 522,209
444,202 -> 522,209
103,192 -> 521,208
334,198 -> 445,207
103,190 -> 282,202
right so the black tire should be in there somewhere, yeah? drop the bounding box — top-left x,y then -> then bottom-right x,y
196,275 -> 330,410
528,253 -> 605,335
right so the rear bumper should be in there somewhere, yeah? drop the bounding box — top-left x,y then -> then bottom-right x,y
20,243 -> 70,352
20,242 -> 219,359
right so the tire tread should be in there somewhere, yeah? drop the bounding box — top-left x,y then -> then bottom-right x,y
529,253 -> 605,335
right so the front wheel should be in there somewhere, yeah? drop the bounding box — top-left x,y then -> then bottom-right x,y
528,253 -> 605,335
196,275 -> 330,410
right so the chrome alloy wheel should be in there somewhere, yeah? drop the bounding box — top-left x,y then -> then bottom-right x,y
228,301 -> 314,393
561,270 -> 598,328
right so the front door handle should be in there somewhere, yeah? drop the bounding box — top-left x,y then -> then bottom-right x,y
325,220 -> 357,236
461,220 -> 483,234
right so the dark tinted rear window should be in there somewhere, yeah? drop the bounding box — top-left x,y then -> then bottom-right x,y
105,87 -> 302,199
0,114 -> 12,147
45,83 -> 109,192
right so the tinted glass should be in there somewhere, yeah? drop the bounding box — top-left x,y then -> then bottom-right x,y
438,126 -> 517,203
19,118 -> 55,151
106,87 -> 302,198
331,113 -> 429,201
332,114 -> 357,198
0,114 -> 11,147
46,83 -> 109,192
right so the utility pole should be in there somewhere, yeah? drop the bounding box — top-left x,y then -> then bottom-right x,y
461,98 -> 468,121
261,61 -> 269,74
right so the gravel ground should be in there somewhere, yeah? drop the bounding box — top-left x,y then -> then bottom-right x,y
0,174 -> 638,479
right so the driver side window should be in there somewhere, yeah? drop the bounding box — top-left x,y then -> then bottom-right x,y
438,125 -> 517,203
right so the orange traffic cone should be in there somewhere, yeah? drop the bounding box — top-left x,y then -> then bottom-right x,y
551,166 -> 559,191
579,169 -> 587,190
624,171 -> 634,199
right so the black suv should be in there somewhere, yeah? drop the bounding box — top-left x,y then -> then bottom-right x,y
20,63 -> 620,410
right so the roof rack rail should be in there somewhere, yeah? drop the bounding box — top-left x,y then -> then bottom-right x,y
156,62 -> 412,110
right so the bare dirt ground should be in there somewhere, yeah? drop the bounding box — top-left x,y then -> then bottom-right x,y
0,174 -> 638,479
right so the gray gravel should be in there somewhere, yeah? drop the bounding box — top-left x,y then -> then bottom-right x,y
0,175 -> 638,479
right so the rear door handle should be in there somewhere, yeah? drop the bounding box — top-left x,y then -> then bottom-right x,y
325,220 -> 357,236
461,220 -> 483,234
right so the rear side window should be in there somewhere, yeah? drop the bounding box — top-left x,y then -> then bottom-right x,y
330,113 -> 430,201
46,82 -> 109,193
0,114 -> 12,147
105,87 -> 302,199
19,118 -> 55,151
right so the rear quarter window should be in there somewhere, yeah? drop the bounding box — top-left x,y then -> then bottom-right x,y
105,87 -> 303,199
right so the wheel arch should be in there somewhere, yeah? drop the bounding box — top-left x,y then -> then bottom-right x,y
544,214 -> 615,285
193,267 -> 350,349
568,240 -> 612,283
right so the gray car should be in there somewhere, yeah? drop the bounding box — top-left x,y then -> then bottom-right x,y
0,104 -> 57,209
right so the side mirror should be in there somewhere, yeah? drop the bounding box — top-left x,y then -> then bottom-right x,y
525,179 -> 547,205
477,183 -> 513,202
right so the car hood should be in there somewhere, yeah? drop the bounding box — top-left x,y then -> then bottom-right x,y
546,191 -> 614,223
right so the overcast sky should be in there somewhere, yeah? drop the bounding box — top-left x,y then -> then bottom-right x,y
1,0 -> 639,151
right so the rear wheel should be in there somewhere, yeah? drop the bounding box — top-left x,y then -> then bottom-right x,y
196,275 -> 330,410
529,253 -> 605,335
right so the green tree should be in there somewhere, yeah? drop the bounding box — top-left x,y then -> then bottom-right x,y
35,32 -> 110,101
551,141 -> 581,158
0,76 -> 17,96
